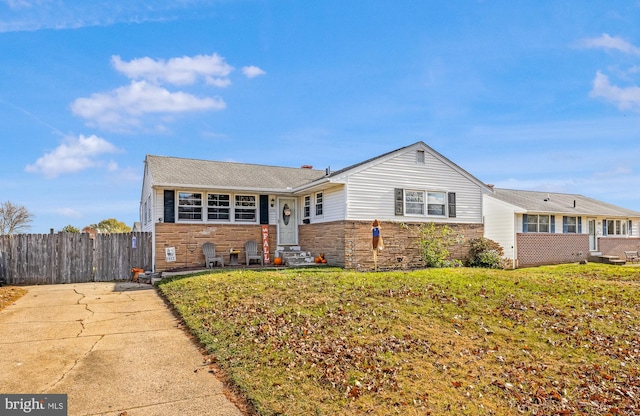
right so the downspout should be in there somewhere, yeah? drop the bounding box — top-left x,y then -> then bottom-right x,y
512,213 -> 518,269
151,188 -> 157,273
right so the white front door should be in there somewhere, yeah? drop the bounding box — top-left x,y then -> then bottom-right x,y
588,218 -> 597,251
278,198 -> 297,245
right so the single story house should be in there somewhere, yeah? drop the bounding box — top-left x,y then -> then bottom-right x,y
483,188 -> 640,268
140,141 -> 492,271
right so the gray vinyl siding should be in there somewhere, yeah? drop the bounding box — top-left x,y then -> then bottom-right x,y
341,149 -> 483,223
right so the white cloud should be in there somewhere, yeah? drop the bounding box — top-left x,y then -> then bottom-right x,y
25,134 -> 120,178
56,207 -> 82,218
242,65 -> 266,78
71,80 -> 226,130
0,1 -> 214,33
581,33 -> 640,56
111,54 -> 234,86
590,71 -> 640,112
205,77 -> 233,87
3,0 -> 38,9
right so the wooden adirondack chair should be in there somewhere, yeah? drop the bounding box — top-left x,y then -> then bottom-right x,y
245,240 -> 263,266
202,242 -> 224,268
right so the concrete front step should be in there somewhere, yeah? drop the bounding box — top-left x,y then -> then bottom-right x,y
277,247 -> 317,266
588,255 -> 626,265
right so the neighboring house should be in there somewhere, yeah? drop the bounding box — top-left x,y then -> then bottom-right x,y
483,188 -> 640,268
140,141 -> 492,271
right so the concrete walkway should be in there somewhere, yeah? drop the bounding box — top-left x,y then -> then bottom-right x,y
0,282 -> 246,416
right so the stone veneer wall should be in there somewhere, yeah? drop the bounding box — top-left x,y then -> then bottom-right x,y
298,222 -> 347,266
154,223 -> 276,272
516,233 -> 589,268
596,237 -> 640,260
299,220 -> 483,271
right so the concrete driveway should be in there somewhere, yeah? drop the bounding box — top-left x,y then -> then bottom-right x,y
0,282 -> 246,416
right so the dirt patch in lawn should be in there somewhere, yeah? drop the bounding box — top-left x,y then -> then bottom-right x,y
0,286 -> 27,312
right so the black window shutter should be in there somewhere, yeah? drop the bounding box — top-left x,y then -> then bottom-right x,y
394,188 -> 404,215
163,190 -> 175,223
259,195 -> 269,225
448,192 -> 456,218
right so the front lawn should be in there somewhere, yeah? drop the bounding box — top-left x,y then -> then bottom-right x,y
158,264 -> 640,415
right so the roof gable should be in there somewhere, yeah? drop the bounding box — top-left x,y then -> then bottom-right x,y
323,141 -> 491,191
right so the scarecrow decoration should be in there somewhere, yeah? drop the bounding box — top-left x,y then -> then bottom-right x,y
372,219 -> 384,270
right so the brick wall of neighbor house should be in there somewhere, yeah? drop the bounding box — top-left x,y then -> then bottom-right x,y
300,220 -> 483,270
154,223 -> 276,271
597,237 -> 640,260
516,233 -> 589,268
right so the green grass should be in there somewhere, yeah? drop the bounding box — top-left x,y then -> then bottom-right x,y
158,264 -> 640,415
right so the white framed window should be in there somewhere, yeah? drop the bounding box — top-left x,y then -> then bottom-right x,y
315,192 -> 323,216
303,195 -> 311,219
405,190 -> 424,215
207,193 -> 230,221
178,192 -> 202,220
525,214 -> 550,233
564,216 -> 577,233
427,192 -> 446,216
563,216 -> 583,234
606,219 -> 628,236
235,195 -> 257,222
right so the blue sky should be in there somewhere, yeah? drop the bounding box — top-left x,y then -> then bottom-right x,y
1,1 -> 640,233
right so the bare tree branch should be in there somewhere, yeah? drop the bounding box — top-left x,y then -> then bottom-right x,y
0,201 -> 34,235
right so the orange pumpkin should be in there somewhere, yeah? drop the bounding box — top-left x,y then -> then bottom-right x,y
314,256 -> 321,263
321,259 -> 327,264
273,257 -> 283,266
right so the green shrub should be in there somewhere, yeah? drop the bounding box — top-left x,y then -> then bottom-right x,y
417,222 -> 461,268
467,237 -> 504,268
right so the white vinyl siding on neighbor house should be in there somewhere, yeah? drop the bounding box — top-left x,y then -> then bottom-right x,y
340,148 -> 483,222
482,194 -> 518,262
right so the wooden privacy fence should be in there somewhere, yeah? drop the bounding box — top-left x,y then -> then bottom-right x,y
0,232 -> 152,285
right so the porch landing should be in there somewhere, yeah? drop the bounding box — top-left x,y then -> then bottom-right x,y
588,253 -> 626,265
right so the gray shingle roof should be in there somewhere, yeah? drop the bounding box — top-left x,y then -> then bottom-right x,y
490,188 -> 640,217
146,155 -> 326,191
